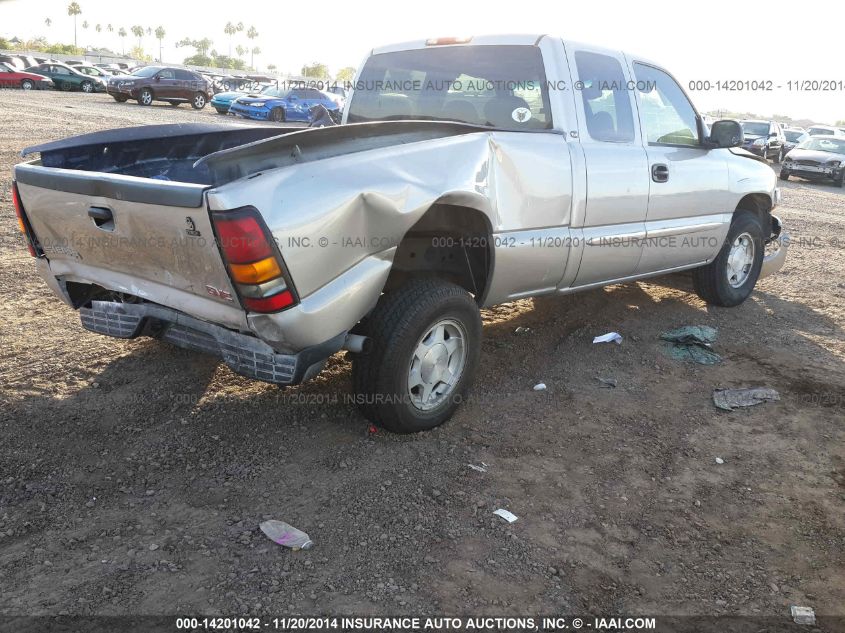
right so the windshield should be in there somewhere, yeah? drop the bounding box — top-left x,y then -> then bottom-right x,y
131,66 -> 161,78
741,122 -> 769,136
798,138 -> 845,154
347,45 -> 552,130
258,86 -> 289,98
808,127 -> 833,136
784,130 -> 805,142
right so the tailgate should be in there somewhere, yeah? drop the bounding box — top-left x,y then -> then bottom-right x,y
15,162 -> 247,330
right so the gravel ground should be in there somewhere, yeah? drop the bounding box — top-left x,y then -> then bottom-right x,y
0,90 -> 843,627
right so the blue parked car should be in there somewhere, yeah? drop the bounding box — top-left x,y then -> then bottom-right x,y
210,90 -> 246,114
229,86 -> 341,123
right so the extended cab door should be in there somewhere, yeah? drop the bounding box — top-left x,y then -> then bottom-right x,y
629,61 -> 733,273
565,45 -> 649,286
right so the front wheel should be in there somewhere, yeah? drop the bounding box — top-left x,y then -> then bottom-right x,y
692,210 -> 764,307
270,107 -> 285,122
191,92 -> 207,109
138,88 -> 153,106
21,79 -> 33,90
351,278 -> 482,433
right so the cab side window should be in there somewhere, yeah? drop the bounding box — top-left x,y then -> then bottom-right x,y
633,63 -> 699,146
158,69 -> 175,80
574,51 -> 635,143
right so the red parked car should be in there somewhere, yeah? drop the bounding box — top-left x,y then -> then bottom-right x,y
0,62 -> 54,90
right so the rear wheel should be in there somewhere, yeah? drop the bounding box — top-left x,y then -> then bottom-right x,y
138,88 -> 153,106
81,80 -> 94,93
692,210 -> 764,307
351,278 -> 481,433
191,92 -> 207,109
21,79 -> 33,90
270,107 -> 285,122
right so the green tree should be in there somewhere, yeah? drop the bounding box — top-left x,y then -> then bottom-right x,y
177,37 -> 213,57
246,26 -> 258,67
223,21 -> 237,57
336,66 -> 356,82
107,24 -> 113,32
129,45 -> 151,63
130,25 -> 144,49
250,46 -> 261,69
235,44 -> 245,59
44,17 -> 52,28
118,27 -> 127,54
154,26 -> 165,62
301,62 -> 329,79
267,63 -> 277,73
67,2 -> 82,48
95,23 -> 101,34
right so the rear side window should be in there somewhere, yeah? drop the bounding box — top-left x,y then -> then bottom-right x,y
573,51 -> 635,143
175,69 -> 195,80
633,63 -> 699,146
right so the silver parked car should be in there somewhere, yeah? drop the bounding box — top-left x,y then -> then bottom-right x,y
12,34 -> 787,432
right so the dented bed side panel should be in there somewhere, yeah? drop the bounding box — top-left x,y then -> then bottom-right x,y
206,130 -> 575,306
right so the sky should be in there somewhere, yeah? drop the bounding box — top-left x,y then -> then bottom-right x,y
0,0 -> 840,123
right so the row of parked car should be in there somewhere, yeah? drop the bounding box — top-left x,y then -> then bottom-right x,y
738,119 -> 845,187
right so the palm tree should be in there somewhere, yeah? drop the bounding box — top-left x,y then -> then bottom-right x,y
67,2 -> 82,48
95,24 -> 101,34
131,25 -> 144,49
235,44 -> 245,60
44,17 -> 52,28
250,46 -> 261,69
154,26 -> 165,62
107,24 -> 113,32
246,26 -> 258,66
223,21 -> 236,57
118,27 -> 127,54
146,27 -> 152,37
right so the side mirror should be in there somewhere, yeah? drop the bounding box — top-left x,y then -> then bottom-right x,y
155,75 -> 161,82
708,120 -> 744,148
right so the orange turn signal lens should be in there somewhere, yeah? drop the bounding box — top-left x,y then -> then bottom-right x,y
229,256 -> 282,285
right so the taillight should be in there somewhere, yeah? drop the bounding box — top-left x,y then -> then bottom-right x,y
211,207 -> 297,314
11,182 -> 40,258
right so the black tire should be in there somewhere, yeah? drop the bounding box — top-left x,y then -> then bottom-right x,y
21,79 -> 33,90
112,95 -> 128,103
692,210 -> 764,307
351,278 -> 482,433
270,107 -> 285,122
191,92 -> 207,109
779,170 -> 790,181
837,171 -> 845,188
60,81 -> 72,91
81,80 -> 94,93
774,147 -> 783,164
138,88 -> 153,106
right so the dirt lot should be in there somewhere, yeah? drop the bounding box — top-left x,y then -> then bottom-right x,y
0,91 -> 843,627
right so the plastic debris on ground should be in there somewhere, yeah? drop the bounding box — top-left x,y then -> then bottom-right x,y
514,326 -> 532,336
659,325 -> 721,365
593,332 -> 623,345
533,383 -> 547,391
715,457 -> 725,464
259,520 -> 314,550
790,606 -> 816,625
713,387 -> 781,411
467,463 -> 488,473
597,377 -> 617,388
493,509 -> 518,523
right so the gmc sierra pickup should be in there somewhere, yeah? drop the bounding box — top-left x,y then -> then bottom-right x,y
12,34 -> 787,432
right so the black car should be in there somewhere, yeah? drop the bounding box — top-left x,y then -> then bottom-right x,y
107,66 -> 212,108
740,119 -> 786,162
783,129 -> 809,155
780,136 -> 845,187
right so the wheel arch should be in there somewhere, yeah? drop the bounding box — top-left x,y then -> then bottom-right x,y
385,195 -> 496,306
735,192 -> 772,231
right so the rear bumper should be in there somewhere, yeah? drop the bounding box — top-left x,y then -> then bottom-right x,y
79,299 -> 345,385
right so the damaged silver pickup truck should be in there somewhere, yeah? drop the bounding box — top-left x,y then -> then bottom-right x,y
12,34 -> 787,432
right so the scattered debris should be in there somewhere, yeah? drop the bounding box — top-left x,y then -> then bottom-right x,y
259,520 -> 314,550
533,383 -> 547,391
715,457 -> 725,464
659,325 -> 721,365
514,326 -> 532,336
597,377 -> 617,388
467,463 -> 488,473
790,606 -> 816,625
493,509 -> 518,523
593,332 -> 623,345
713,387 -> 781,411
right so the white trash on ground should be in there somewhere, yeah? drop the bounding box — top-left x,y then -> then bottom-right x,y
493,509 -> 518,523
713,387 -> 780,411
259,520 -> 314,550
790,606 -> 815,625
533,383 -> 547,391
593,332 -> 623,345
467,463 -> 488,473
715,457 -> 725,464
